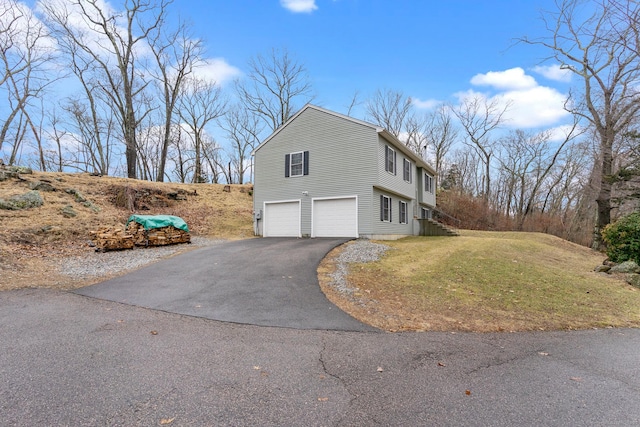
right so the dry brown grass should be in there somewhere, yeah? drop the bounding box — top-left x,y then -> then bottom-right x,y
4,172 -> 639,333
319,231 -> 640,332
0,171 -> 253,290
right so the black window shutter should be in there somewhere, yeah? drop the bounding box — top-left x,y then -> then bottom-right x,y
285,154 -> 290,177
384,147 -> 389,171
303,151 -> 309,175
393,151 -> 397,175
399,200 -> 402,222
380,195 -> 384,221
389,197 -> 392,221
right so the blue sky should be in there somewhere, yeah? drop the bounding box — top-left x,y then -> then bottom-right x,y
14,0 -> 576,138
168,0 -> 574,133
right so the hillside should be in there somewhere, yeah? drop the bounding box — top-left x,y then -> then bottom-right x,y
320,231 -> 640,332
0,170 -> 253,290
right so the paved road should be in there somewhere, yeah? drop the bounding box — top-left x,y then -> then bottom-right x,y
1,289 -> 639,426
75,238 -> 375,332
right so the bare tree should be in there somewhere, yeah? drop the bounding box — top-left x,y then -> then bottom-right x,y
235,47 -> 314,132
0,0 -> 55,164
201,135 -> 226,183
134,107 -> 163,181
62,97 -> 118,173
220,105 -> 264,184
496,122 -> 581,229
365,88 -> 413,138
423,104 -> 458,181
178,77 -> 226,183
44,109 -> 68,172
345,90 -> 361,116
42,0 -> 170,178
149,20 -> 202,181
453,95 -> 509,201
171,127 -> 192,183
445,148 -> 482,195
522,0 -> 640,249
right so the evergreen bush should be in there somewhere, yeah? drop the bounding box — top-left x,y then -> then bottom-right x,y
602,212 -> 640,264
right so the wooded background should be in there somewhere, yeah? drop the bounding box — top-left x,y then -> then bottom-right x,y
1,0 -> 639,248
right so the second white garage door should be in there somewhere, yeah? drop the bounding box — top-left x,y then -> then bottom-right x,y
312,197 -> 358,238
264,200 -> 300,237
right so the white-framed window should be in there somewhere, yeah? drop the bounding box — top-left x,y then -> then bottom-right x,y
403,159 -> 412,183
399,200 -> 408,224
385,145 -> 396,175
421,207 -> 431,219
380,195 -> 392,222
285,151 -> 309,177
425,173 -> 434,194
290,151 -> 304,176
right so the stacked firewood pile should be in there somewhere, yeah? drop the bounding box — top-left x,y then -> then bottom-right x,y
89,226 -> 135,252
90,222 -> 190,252
126,221 -> 191,247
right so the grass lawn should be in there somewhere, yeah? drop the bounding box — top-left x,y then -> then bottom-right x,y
320,230 -> 640,332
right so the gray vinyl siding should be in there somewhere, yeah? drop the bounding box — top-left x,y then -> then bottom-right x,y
372,188 -> 414,236
376,135 -> 416,199
418,167 -> 436,207
254,107 -> 378,236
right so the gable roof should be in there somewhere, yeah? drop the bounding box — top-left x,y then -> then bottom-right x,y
252,103 -> 436,175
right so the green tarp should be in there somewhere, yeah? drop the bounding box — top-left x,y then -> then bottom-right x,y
126,215 -> 189,232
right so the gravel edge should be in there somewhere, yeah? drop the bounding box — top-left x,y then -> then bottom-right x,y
56,236 -> 225,280
328,239 -> 390,294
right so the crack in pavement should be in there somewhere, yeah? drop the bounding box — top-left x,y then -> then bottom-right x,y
318,337 -> 359,426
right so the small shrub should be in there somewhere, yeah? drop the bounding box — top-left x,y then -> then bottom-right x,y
602,212 -> 640,264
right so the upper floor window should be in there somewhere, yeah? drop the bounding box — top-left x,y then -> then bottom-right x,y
385,145 -> 396,175
285,151 -> 309,177
399,200 -> 408,224
425,173 -> 434,194
403,159 -> 412,183
290,152 -> 303,176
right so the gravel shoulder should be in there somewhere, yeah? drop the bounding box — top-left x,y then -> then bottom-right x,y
318,240 -> 391,323
56,236 -> 227,282
326,239 -> 390,294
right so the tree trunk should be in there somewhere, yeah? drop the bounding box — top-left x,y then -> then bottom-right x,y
125,103 -> 137,179
593,140 -> 613,250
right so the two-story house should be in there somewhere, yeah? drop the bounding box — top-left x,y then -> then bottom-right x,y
251,104 -> 437,239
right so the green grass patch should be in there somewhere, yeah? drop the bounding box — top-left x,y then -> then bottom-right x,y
345,231 -> 640,332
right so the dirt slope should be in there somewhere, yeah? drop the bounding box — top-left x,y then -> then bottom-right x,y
0,171 -> 253,289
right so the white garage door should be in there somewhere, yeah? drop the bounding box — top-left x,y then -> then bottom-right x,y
264,201 -> 300,237
312,197 -> 358,238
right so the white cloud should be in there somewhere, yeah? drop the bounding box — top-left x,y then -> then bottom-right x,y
498,86 -> 570,128
532,64 -> 572,83
192,58 -> 242,85
2,1 -> 56,53
280,0 -> 318,13
546,123 -> 583,142
35,0 -> 150,60
470,67 -> 537,91
456,67 -> 571,129
412,97 -> 440,110
455,86 -> 569,129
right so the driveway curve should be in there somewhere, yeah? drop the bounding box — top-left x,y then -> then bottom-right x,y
75,238 -> 376,332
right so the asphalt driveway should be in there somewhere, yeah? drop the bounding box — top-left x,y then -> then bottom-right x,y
2,289 -> 640,426
75,238 -> 376,332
